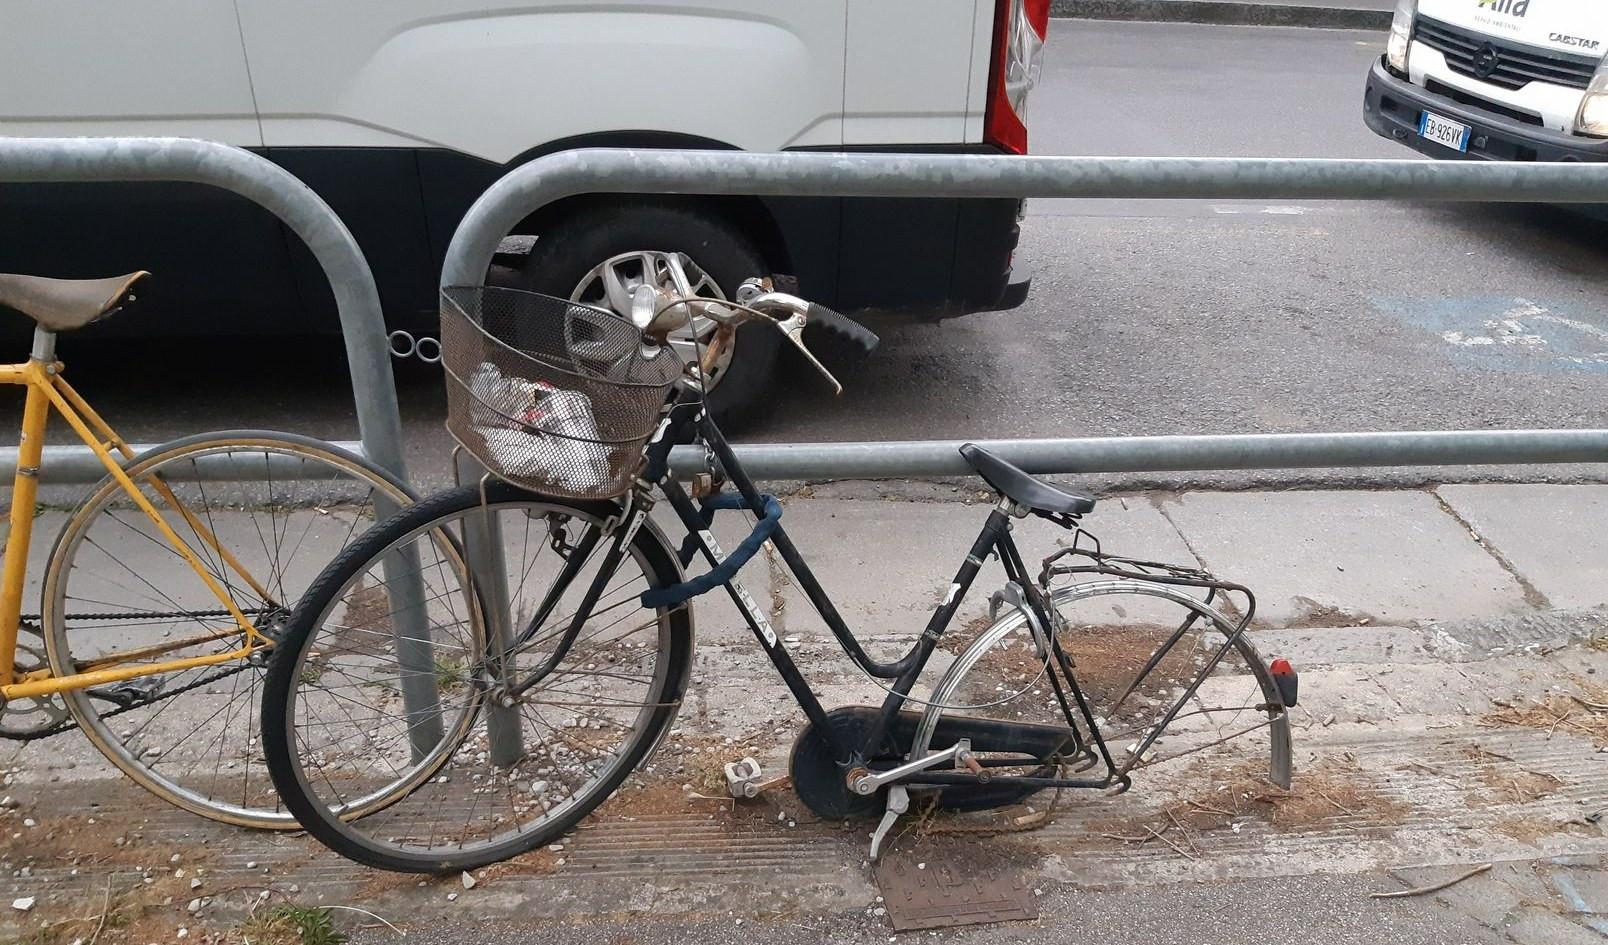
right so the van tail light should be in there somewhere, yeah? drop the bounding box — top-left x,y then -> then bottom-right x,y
984,0 -> 1048,154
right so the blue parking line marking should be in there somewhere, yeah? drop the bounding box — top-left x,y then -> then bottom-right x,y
1371,296 -> 1608,372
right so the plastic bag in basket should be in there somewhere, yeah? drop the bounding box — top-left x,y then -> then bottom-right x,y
468,362 -> 610,492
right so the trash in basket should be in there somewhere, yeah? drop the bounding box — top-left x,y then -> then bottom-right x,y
440,285 -> 682,500
467,363 -> 609,492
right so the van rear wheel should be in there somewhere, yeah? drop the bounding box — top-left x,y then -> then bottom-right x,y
516,203 -> 780,429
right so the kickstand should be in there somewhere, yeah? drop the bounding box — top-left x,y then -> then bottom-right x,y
868,785 -> 909,861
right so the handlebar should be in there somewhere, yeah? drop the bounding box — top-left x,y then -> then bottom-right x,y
631,276 -> 879,395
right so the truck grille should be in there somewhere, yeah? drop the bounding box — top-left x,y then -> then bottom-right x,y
1414,16 -> 1598,91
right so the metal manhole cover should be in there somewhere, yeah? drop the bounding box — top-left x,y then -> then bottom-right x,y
874,853 -> 1039,931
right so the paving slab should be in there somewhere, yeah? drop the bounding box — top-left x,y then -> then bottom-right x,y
1503,908 -> 1607,945
767,498 -> 1004,641
1017,494 -> 1198,566
1438,485 -> 1608,612
1160,490 -> 1530,626
11,486 -> 1608,945
1248,625 -> 1434,666
771,495 -> 1199,648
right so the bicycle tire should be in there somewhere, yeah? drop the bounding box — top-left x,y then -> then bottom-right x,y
40,430 -> 421,829
911,580 -> 1291,792
261,480 -> 694,873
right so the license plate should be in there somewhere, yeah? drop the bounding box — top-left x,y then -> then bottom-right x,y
1418,111 -> 1471,152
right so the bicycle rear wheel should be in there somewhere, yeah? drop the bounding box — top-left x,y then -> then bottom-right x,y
912,579 -> 1291,793
260,480 -> 693,873
41,431 -> 418,829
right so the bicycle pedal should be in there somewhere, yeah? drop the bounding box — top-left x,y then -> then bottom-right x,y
89,679 -> 162,709
724,757 -> 764,798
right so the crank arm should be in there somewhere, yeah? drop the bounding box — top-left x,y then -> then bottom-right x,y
851,739 -> 977,795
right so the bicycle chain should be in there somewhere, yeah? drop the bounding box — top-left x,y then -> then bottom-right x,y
1,611 -> 259,742
914,783 -> 1066,839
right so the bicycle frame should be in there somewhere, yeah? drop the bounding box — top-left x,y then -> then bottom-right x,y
0,332 -> 271,698
681,413 -> 1124,787
516,385 -> 1123,793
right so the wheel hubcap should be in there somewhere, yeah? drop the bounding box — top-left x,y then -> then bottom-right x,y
570,251 -> 734,387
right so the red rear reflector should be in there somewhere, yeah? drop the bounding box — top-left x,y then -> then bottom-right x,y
1269,658 -> 1299,708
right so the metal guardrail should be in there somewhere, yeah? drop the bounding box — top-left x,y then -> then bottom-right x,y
665,430 -> 1608,479
19,429 -> 1608,484
0,137 -> 406,485
14,148 -> 1605,480
437,148 -> 1608,761
442,148 -> 1608,477
6,441 -> 369,484
0,138 -> 445,756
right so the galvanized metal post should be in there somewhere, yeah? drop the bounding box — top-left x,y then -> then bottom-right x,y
0,137 -> 443,759
0,137 -> 406,480
457,458 -> 525,767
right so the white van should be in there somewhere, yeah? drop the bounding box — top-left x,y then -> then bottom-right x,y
0,0 -> 1047,421
1364,0 -> 1608,163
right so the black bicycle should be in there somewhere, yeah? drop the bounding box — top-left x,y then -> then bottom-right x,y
260,260 -> 1297,872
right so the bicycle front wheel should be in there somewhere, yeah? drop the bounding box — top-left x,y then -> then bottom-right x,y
260,480 -> 693,873
41,431 -> 417,829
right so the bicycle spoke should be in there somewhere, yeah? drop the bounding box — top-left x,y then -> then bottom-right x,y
49,439 -> 405,827
273,492 -> 684,868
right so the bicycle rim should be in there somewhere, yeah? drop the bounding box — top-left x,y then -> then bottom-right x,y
41,433 -> 413,829
915,580 -> 1290,788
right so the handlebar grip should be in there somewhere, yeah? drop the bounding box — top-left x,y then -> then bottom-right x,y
806,302 -> 879,353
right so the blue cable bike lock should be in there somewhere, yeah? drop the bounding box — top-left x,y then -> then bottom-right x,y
640,493 -> 782,608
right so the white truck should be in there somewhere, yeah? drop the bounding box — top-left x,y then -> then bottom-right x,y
1365,0 -> 1608,164
0,0 -> 1047,421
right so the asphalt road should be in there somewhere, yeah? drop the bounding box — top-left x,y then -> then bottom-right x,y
763,22 -> 1608,486
14,21 -> 1608,491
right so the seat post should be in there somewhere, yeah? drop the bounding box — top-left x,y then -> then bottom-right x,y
30,326 -> 56,363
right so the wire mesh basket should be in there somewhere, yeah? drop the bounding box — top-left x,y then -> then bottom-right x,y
440,285 -> 682,499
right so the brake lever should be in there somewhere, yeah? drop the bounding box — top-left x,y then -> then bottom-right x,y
772,312 -> 842,395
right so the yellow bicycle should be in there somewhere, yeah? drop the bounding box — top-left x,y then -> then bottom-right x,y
0,270 -> 427,828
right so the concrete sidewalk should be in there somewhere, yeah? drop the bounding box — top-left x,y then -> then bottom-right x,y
3,481 -> 1607,944
1052,0 -> 1393,30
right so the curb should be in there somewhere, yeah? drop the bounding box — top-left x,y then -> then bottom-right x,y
1051,0 -> 1392,30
